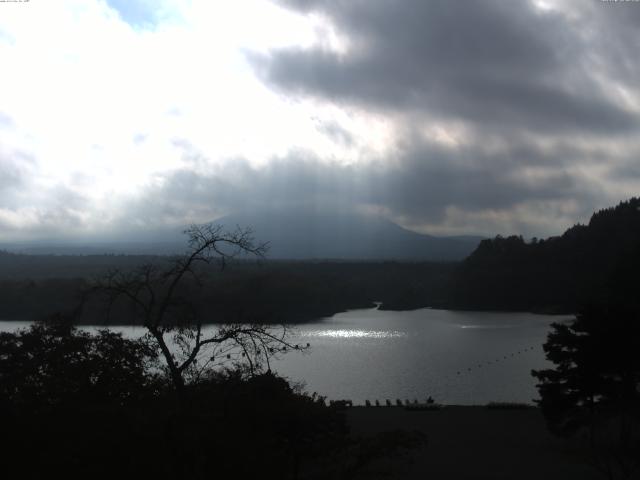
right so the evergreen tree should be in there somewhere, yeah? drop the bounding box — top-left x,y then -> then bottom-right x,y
532,304 -> 640,477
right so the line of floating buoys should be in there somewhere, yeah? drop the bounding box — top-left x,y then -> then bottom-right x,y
334,346 -> 542,406
452,345 -> 539,377
353,346 -> 542,406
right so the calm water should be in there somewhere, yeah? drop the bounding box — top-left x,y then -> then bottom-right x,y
274,307 -> 569,405
0,307 -> 569,405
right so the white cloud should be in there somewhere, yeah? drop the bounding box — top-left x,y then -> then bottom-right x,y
1,0 -> 639,242
0,0 -> 386,240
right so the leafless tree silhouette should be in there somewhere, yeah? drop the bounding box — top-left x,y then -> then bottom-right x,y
88,223 -> 306,390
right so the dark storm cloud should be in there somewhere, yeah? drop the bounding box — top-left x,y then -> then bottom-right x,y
607,153 -> 640,181
128,137 -> 605,237
368,154 -> 570,222
315,120 -> 354,146
0,150 -> 32,204
228,0 -> 640,236
0,160 -> 24,196
0,150 -> 89,238
131,154 -> 356,223
249,0 -> 638,133
579,2 -> 640,104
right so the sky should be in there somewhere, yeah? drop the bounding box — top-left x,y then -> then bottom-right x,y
0,0 -> 639,242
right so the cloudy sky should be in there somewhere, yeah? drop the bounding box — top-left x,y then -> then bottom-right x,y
1,0 -> 639,242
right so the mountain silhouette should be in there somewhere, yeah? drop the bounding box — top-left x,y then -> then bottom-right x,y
1,209 -> 482,260
217,208 -> 482,261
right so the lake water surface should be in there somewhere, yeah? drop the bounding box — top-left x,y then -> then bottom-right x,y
0,307 -> 570,405
273,307 -> 569,405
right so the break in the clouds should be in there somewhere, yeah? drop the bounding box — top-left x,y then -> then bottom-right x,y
105,0 -> 163,28
0,0 -> 639,242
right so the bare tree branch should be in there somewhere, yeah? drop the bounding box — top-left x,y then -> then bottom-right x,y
86,222 -> 304,391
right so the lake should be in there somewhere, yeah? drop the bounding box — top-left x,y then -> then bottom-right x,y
0,307 -> 570,405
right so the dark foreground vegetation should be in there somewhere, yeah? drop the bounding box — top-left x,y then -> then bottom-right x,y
2,311 -> 637,479
346,406 -> 602,479
530,228 -> 640,479
0,322 -> 425,479
533,305 -> 640,479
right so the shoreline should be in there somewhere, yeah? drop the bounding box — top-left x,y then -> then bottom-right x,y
0,303 -> 575,327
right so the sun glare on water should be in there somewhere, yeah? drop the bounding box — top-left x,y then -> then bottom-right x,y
303,329 -> 406,339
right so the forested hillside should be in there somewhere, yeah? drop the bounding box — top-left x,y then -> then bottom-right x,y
452,198 -> 640,312
0,258 -> 454,324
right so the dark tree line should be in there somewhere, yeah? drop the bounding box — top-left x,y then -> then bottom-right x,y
0,257 -> 455,324
453,198 -> 640,313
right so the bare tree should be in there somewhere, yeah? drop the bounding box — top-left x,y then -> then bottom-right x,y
87,223 -> 306,391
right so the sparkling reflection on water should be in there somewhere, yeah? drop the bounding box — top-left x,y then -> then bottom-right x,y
301,329 -> 407,339
271,307 -> 570,406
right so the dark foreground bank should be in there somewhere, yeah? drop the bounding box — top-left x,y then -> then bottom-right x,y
346,406 -> 600,479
